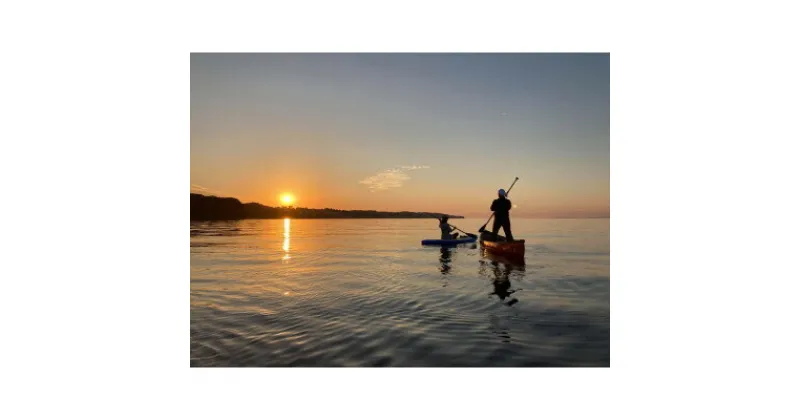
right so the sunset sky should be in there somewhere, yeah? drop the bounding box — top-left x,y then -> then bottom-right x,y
191,53 -> 609,218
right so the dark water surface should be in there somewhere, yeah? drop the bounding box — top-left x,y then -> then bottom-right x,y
191,218 -> 609,367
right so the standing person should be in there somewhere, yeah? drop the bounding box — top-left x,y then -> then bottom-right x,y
490,189 -> 514,241
438,215 -> 458,240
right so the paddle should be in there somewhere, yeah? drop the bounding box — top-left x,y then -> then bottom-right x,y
448,224 -> 477,239
478,177 -> 519,233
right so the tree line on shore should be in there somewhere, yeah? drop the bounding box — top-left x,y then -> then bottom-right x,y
190,193 -> 463,220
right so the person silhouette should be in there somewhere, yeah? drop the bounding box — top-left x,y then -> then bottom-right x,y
437,215 -> 459,240
490,189 -> 514,242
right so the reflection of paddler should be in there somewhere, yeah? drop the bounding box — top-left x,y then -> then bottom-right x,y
489,261 -> 519,306
439,246 -> 452,275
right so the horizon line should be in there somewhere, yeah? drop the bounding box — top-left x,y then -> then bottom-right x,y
190,192 -> 463,216
190,192 -> 608,219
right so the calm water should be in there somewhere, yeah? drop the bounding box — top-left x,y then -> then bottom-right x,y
191,218 -> 609,367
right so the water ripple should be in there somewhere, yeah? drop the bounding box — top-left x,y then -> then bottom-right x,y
191,219 -> 609,367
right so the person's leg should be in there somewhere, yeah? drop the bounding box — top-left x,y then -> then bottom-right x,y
502,220 -> 514,241
492,219 -> 501,241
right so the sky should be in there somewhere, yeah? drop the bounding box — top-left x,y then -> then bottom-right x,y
191,53 -> 609,218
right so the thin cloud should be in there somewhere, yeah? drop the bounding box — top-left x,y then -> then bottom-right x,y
191,184 -> 221,195
359,165 -> 431,192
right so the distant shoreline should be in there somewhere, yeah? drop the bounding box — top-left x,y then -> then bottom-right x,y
190,193 -> 463,221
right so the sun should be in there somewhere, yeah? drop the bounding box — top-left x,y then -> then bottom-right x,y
280,193 -> 295,206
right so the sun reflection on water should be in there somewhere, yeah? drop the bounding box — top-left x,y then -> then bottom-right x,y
282,218 -> 291,261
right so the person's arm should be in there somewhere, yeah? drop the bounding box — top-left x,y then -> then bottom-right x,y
490,200 -> 497,211
507,200 -> 512,212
